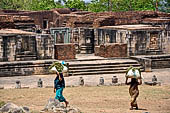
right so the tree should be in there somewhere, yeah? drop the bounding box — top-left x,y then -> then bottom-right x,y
30,0 -> 59,10
159,0 -> 170,12
0,0 -> 63,10
0,0 -> 25,10
65,0 -> 87,10
87,0 -> 108,12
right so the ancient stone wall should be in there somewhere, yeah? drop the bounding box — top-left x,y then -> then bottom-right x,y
0,15 -> 15,29
95,43 -> 127,58
36,34 -> 54,60
0,60 -> 56,76
54,44 -> 76,60
0,34 -> 54,62
0,15 -> 35,31
0,35 -> 37,61
2,10 -> 57,29
95,29 -> 117,45
96,28 -> 165,56
21,11 -> 54,29
0,36 -> 3,61
162,24 -> 170,54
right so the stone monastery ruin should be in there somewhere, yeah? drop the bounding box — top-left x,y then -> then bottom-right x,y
0,8 -> 170,76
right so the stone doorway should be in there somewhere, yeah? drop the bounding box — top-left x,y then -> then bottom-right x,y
80,29 -> 95,54
50,27 -> 71,44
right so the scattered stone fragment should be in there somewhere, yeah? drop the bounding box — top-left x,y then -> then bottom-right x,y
0,103 -> 30,113
41,98 -> 81,113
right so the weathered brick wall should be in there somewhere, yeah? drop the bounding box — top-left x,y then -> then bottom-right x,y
3,10 -> 56,29
55,44 -> 76,60
67,11 -> 170,28
95,43 -> 127,58
0,15 -> 15,29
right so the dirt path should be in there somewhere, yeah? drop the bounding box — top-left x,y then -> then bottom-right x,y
0,68 -> 170,89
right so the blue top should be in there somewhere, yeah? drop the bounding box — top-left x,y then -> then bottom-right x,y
54,73 -> 65,89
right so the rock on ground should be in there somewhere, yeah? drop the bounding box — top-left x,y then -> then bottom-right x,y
0,103 -> 30,113
41,98 -> 81,113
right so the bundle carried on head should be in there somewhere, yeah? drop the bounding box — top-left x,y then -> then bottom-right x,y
125,66 -> 142,79
49,61 -> 68,73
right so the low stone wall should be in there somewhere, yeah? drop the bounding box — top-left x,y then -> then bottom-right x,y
130,54 -> 170,71
95,43 -> 127,58
0,60 -> 56,77
152,59 -> 170,69
55,43 -> 76,60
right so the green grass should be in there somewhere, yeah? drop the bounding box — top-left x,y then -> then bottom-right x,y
0,101 -> 5,108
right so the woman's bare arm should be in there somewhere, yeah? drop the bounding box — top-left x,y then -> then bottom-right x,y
125,77 -> 130,85
57,72 -> 62,81
138,78 -> 142,85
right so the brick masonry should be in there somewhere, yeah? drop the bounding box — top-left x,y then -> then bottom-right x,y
55,44 -> 76,60
95,43 -> 127,58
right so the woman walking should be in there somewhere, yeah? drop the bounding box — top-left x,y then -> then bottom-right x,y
54,71 -> 69,107
125,77 -> 142,110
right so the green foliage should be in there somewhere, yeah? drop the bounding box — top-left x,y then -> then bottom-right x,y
159,0 -> 170,12
0,0 -> 62,10
49,61 -> 64,73
0,0 -> 169,12
65,0 -> 87,10
28,0 -> 59,10
87,0 -> 108,12
0,101 -> 5,108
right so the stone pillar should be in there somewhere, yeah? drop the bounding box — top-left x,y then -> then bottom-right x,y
0,36 -> 3,61
144,58 -> 152,72
94,29 -> 98,46
126,31 -> 132,57
8,37 -> 16,61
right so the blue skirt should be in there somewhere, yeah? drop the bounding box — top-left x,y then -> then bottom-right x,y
55,87 -> 66,102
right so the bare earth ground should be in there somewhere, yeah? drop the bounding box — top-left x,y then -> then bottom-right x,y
0,68 -> 170,113
0,86 -> 170,113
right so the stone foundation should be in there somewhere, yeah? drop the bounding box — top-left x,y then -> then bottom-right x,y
54,43 -> 76,60
0,60 -> 56,77
95,43 -> 127,58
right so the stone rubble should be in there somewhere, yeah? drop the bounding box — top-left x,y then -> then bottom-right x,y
41,98 -> 81,113
0,103 -> 30,113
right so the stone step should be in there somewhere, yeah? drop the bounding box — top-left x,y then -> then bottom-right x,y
70,68 -> 144,76
131,54 -> 170,69
69,66 -> 143,73
67,58 -> 143,76
14,23 -> 35,26
68,61 -> 138,66
0,60 -> 57,76
69,63 -> 141,70
81,48 -> 93,50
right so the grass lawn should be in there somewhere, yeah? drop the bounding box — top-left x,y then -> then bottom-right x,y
0,85 -> 170,113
